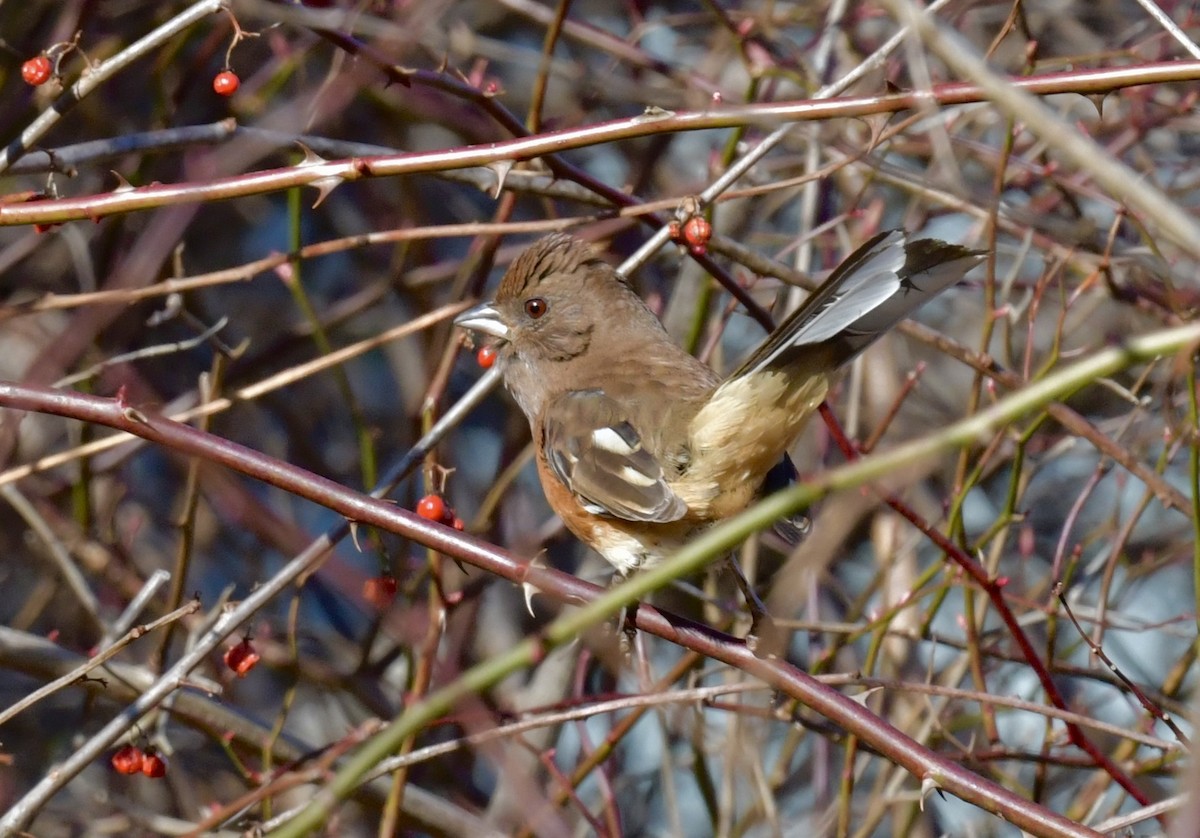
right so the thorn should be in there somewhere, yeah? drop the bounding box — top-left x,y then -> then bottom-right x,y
295,142 -> 326,166
309,176 -> 343,208
523,581 -> 538,617
522,551 -> 547,617
919,775 -> 944,811
349,522 -> 362,552
634,105 -> 675,123
294,143 -> 340,207
110,171 -> 135,192
385,66 -> 414,87
122,407 -> 149,424
488,160 -> 513,199
229,338 -> 251,360
145,292 -> 182,326
850,687 -> 883,706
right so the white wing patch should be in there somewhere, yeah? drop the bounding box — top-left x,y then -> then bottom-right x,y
619,465 -> 659,487
591,426 -> 638,455
544,390 -> 688,523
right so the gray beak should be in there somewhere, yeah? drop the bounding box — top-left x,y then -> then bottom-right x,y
454,302 -> 509,339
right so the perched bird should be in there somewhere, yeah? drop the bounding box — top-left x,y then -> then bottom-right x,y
456,231 -> 980,583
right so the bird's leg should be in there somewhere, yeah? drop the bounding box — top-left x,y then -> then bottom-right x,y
611,570 -> 639,653
726,556 -> 773,653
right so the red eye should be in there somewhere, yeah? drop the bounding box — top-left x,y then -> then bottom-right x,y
524,298 -> 547,319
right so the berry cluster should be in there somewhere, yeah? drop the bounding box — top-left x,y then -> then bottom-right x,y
111,745 -> 168,778
22,51 -> 243,98
668,215 -> 713,256
361,492 -> 468,610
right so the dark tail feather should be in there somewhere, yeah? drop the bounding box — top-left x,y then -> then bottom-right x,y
732,230 -> 982,378
762,455 -> 811,544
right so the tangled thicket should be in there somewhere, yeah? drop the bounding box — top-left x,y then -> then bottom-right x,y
0,2 -> 1196,836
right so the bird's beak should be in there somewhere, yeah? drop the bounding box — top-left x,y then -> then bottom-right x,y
454,302 -> 509,339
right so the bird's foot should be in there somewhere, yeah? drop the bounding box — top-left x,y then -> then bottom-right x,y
727,557 -> 777,656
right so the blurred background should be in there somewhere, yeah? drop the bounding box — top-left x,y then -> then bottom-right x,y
0,1 -> 1194,835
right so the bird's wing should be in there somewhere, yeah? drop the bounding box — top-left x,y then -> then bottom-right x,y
731,230 -> 983,377
542,389 -> 688,523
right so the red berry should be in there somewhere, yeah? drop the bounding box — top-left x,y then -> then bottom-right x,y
667,220 -> 682,242
141,751 -> 168,778
213,70 -> 240,96
111,745 -> 144,775
682,217 -> 712,255
22,55 -> 51,86
452,517 -> 465,531
476,345 -> 497,369
223,639 -> 261,677
416,494 -> 446,521
363,575 -> 398,609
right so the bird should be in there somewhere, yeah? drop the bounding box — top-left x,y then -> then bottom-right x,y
455,230 -> 980,594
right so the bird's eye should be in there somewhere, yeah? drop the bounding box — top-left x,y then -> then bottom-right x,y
524,297 -> 547,319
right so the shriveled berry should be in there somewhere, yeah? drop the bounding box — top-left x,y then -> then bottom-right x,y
22,55 -> 51,86
363,575 -> 398,608
223,638 -> 261,677
141,750 -> 168,778
213,70 -> 240,96
111,745 -> 144,775
416,494 -> 446,521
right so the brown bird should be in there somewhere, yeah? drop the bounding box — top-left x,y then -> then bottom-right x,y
456,231 -> 980,584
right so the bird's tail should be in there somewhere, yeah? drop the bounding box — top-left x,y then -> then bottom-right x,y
680,230 -> 980,517
730,229 -> 983,380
